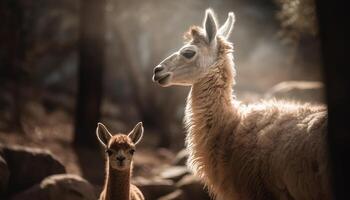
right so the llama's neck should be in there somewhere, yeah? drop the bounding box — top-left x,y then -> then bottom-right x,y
103,160 -> 131,200
187,53 -> 240,133
184,45 -> 241,189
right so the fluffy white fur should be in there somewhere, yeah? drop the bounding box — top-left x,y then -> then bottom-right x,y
153,9 -> 332,200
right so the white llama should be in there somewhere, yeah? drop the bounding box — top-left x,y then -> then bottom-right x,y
152,9 -> 331,200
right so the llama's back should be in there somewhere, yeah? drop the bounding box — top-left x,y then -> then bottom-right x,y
130,184 -> 144,200
98,189 -> 106,200
186,99 -> 331,199
234,100 -> 331,199
98,186 -> 144,200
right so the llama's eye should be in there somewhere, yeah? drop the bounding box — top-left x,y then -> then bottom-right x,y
181,50 -> 196,59
105,149 -> 112,156
129,149 -> 135,155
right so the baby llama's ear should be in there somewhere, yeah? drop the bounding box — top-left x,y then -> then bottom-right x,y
218,12 -> 235,39
96,122 -> 112,148
203,8 -> 218,44
128,122 -> 144,145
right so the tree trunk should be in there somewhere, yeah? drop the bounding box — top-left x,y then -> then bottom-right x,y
114,30 -> 173,148
0,1 -> 25,133
74,0 -> 106,148
316,0 -> 349,199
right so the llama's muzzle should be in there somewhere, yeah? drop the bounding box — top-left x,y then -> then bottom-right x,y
152,65 -> 171,86
154,65 -> 164,73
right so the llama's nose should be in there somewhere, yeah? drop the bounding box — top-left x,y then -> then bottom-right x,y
116,156 -> 125,162
154,65 -> 164,73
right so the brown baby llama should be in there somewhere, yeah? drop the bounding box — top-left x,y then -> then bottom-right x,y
152,9 -> 332,200
96,122 -> 144,200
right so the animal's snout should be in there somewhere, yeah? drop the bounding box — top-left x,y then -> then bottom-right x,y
154,65 -> 164,74
117,156 -> 125,162
152,64 -> 172,86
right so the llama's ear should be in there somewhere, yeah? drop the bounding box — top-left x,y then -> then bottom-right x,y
96,122 -> 112,148
218,12 -> 235,39
128,122 -> 144,145
203,8 -> 218,44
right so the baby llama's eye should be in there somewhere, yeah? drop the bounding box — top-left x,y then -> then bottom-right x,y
129,149 -> 135,155
181,50 -> 196,59
105,149 -> 112,156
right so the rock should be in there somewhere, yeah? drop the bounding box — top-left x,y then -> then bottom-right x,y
10,174 -> 97,200
172,149 -> 188,166
158,190 -> 186,200
0,155 -> 10,196
133,176 -> 176,200
159,166 -> 190,182
2,145 -> 66,194
264,81 -> 325,103
176,175 -> 211,200
157,148 -> 176,161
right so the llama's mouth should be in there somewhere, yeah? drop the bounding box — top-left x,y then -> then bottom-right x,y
153,73 -> 171,86
110,161 -> 129,171
115,161 -> 127,169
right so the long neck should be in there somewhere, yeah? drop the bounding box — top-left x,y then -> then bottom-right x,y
187,53 -> 240,132
103,160 -> 131,200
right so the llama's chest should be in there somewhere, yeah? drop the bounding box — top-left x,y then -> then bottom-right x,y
186,127 -> 233,187
186,123 -> 266,198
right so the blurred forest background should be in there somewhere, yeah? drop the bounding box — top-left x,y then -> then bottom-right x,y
0,0 -> 324,199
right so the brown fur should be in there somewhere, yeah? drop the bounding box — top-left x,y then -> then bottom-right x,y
99,134 -> 144,200
183,31 -> 332,200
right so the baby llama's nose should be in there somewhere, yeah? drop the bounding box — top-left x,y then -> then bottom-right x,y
117,156 -> 125,162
